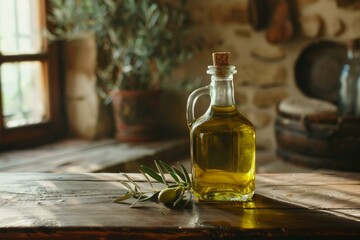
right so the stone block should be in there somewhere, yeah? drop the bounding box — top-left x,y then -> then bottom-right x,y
189,0 -> 247,25
250,46 -> 286,62
234,90 -> 247,105
237,64 -> 287,87
351,16 -> 360,37
253,88 -> 288,108
326,18 -> 345,37
240,108 -> 272,129
300,14 -> 324,38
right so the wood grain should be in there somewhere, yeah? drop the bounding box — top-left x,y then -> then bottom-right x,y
0,138 -> 189,173
0,173 -> 359,239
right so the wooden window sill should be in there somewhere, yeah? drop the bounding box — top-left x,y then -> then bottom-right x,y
0,138 -> 189,173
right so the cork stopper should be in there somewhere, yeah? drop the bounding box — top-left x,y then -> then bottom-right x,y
212,52 -> 230,66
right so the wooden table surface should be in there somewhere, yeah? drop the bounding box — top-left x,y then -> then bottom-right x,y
0,173 -> 359,239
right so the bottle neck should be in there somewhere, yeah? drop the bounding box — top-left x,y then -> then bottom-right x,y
207,65 -> 236,106
348,48 -> 360,59
347,39 -> 360,60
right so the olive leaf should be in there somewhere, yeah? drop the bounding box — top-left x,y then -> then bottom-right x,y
154,160 -> 168,186
173,188 -> 185,207
178,162 -> 191,185
138,192 -> 159,202
122,173 -> 143,193
173,166 -> 187,183
139,169 -> 155,191
113,192 -> 133,203
159,160 -> 180,183
114,160 -> 192,208
140,165 -> 164,183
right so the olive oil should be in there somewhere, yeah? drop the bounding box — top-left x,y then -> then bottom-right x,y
191,105 -> 255,201
187,52 -> 256,202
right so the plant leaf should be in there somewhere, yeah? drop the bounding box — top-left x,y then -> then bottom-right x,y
130,194 -> 145,208
173,167 -> 186,183
120,180 -> 135,192
154,160 -> 167,185
113,192 -> 133,203
122,173 -> 143,193
140,169 -> 154,191
173,188 -> 185,207
114,159 -> 192,208
138,192 -> 159,202
141,165 -> 164,183
159,160 -> 180,183
178,162 -> 191,185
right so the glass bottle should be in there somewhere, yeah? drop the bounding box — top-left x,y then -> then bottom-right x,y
186,52 -> 256,202
339,38 -> 360,116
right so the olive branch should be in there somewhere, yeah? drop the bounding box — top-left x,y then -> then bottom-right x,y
113,160 -> 192,208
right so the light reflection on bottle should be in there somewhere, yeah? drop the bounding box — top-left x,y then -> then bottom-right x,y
192,200 -> 258,229
339,38 -> 360,116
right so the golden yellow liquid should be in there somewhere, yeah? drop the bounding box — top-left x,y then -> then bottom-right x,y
190,105 -> 256,202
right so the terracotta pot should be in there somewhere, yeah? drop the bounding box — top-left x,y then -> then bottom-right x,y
111,90 -> 162,142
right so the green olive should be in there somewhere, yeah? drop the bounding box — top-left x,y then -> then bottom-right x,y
158,187 -> 177,204
175,186 -> 184,197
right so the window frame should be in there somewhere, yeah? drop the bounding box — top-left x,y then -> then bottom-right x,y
0,1 -> 65,149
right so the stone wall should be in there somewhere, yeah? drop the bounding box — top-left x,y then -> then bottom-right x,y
174,0 -> 360,152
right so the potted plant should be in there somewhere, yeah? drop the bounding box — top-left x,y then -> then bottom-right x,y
96,0 -> 201,142
47,0 -> 202,142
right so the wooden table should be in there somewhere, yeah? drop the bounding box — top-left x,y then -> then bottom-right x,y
0,173 -> 359,239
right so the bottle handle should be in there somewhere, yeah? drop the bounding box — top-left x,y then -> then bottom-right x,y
186,85 -> 210,127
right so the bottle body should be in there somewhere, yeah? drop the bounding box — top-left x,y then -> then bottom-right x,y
339,39 -> 360,116
190,105 -> 256,201
187,54 -> 256,202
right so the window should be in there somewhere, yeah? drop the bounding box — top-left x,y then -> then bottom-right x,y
0,0 -> 65,149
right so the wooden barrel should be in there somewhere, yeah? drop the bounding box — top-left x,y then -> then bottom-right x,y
275,97 -> 360,171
